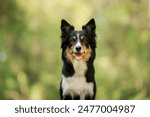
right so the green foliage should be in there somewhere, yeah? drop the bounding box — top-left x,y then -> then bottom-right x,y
0,0 -> 149,99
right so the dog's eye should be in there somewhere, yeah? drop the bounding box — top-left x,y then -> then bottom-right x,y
80,36 -> 87,43
70,36 -> 76,41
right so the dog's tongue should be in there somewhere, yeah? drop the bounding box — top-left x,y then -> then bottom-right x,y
75,55 -> 82,60
74,53 -> 82,61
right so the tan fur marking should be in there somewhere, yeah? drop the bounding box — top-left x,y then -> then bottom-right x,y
66,47 -> 75,62
80,36 -> 86,41
82,45 -> 91,61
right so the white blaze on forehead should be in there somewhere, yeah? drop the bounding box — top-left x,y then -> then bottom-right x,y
75,33 -> 81,47
77,33 -> 80,39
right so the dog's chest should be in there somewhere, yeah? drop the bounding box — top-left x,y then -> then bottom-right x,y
62,60 -> 93,99
72,60 -> 87,75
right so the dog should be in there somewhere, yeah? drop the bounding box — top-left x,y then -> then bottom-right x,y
60,18 -> 96,100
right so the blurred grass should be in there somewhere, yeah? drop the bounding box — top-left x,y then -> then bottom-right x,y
0,0 -> 149,99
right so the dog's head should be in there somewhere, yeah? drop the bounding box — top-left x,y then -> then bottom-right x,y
61,18 -> 96,61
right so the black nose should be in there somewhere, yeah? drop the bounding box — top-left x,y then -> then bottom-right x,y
76,46 -> 81,51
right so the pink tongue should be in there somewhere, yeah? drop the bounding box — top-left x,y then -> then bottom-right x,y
75,55 -> 82,60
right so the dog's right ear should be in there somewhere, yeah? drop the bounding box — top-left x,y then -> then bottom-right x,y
61,19 -> 74,33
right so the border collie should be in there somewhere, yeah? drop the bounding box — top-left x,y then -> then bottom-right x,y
60,18 -> 96,100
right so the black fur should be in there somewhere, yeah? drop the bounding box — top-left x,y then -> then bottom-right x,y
60,18 -> 97,100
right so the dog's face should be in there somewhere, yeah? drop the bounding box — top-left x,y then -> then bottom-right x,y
61,19 -> 96,61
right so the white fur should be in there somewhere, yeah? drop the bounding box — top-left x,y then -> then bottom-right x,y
76,33 -> 81,47
62,60 -> 94,99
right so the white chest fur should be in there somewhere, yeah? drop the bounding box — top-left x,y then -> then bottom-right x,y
62,60 -> 94,99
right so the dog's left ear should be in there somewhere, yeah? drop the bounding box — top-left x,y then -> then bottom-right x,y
82,18 -> 96,48
82,18 -> 96,34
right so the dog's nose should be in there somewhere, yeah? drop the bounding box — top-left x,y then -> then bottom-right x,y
76,46 -> 81,51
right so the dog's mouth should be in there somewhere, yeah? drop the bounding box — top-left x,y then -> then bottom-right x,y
73,52 -> 84,61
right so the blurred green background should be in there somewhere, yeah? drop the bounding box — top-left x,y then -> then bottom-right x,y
0,0 -> 149,100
